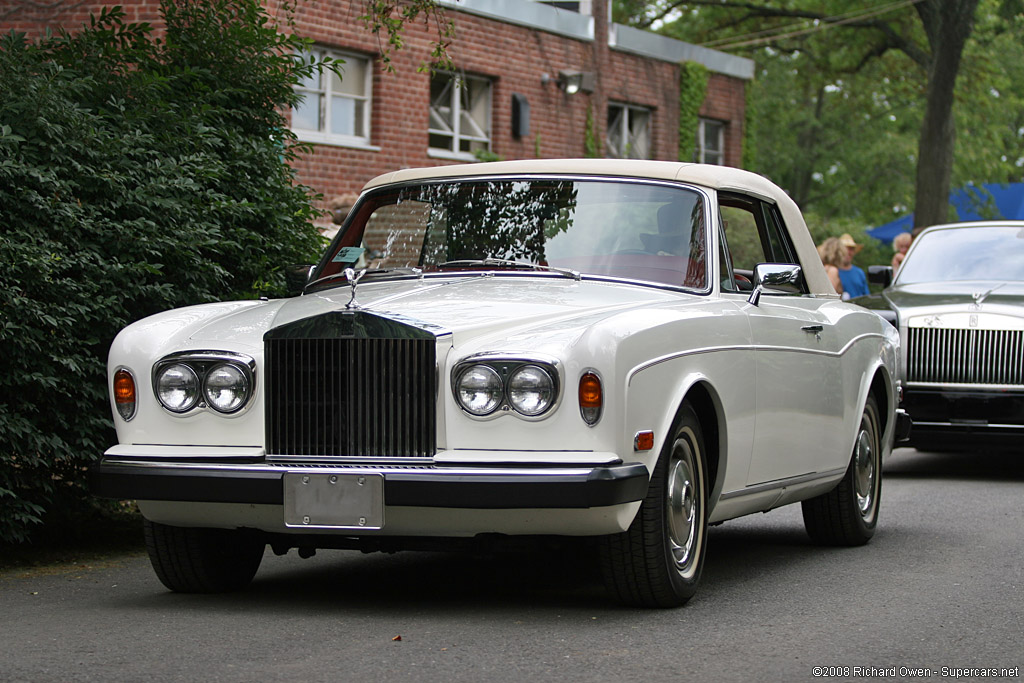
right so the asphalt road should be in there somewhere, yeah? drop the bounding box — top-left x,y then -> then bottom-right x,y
2,448 -> 1022,683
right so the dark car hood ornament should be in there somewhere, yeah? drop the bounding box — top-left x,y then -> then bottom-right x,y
344,267 -> 366,309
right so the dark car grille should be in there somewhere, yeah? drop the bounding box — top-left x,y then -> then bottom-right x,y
265,337 -> 437,457
907,327 -> 1024,385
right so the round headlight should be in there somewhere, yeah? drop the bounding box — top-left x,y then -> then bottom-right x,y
456,365 -> 503,416
156,364 -> 200,413
203,363 -> 250,414
508,365 -> 555,416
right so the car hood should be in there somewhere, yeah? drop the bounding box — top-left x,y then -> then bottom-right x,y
884,281 -> 1024,310
186,275 -> 691,353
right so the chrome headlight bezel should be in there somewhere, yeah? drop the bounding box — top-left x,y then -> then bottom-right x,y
451,354 -> 561,420
507,364 -> 557,417
455,364 -> 505,416
154,363 -> 201,414
152,351 -> 257,417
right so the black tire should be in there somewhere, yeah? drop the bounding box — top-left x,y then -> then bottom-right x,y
802,394 -> 882,546
599,403 -> 708,608
144,519 -> 265,593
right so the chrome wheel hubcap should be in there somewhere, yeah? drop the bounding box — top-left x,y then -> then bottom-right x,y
667,439 -> 700,577
854,417 -> 876,517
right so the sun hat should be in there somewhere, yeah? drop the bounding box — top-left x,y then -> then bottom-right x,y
838,233 -> 863,254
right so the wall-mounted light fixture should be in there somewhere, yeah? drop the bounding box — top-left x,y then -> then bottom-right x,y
557,69 -> 595,95
542,70 -> 595,95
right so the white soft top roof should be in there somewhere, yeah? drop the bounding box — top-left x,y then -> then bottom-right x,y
361,159 -> 834,295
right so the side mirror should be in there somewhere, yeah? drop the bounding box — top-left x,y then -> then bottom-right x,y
867,265 -> 893,288
285,264 -> 314,297
747,263 -> 802,306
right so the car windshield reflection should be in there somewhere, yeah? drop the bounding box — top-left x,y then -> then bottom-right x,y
311,179 -> 708,291
897,225 -> 1024,285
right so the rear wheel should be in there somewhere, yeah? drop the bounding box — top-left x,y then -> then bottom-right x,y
802,395 -> 882,545
144,519 -> 265,593
599,403 -> 707,607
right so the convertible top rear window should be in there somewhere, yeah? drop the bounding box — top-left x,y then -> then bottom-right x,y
315,179 -> 708,290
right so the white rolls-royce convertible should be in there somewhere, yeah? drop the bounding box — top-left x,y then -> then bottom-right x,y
93,159 -> 910,607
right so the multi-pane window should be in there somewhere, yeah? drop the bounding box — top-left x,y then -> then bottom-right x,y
292,48 -> 372,146
429,73 -> 492,157
607,103 -> 651,159
698,118 -> 724,165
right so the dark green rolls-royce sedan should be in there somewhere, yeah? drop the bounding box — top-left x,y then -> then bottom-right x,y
855,221 -> 1024,451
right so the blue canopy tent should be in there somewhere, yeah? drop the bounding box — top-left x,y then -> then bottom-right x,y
866,182 -> 1024,245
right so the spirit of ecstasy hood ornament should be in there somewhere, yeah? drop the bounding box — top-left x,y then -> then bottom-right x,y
972,283 -> 1004,307
344,267 -> 366,309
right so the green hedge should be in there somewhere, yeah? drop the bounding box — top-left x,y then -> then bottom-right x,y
0,2 -> 328,544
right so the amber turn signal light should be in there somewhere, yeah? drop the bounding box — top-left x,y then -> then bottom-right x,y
578,371 -> 602,425
634,431 -> 654,451
113,368 -> 137,421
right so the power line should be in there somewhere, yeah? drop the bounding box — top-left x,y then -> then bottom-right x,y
699,0 -> 912,48
698,0 -> 924,51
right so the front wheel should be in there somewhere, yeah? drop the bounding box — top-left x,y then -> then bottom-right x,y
599,403 -> 708,607
144,519 -> 265,593
802,394 -> 882,546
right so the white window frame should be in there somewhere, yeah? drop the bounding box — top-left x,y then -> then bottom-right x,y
698,118 -> 725,165
428,72 -> 493,161
606,102 -> 652,160
292,47 -> 376,150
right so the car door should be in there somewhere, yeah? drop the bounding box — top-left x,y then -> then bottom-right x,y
717,193 -> 846,486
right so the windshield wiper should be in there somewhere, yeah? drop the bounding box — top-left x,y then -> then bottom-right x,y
437,258 -> 580,281
305,267 -> 423,291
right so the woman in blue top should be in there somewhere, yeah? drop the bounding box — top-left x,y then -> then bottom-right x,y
837,233 -> 870,298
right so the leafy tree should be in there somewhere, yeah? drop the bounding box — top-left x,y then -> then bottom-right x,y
618,0 -> 1024,234
0,1 -> 327,544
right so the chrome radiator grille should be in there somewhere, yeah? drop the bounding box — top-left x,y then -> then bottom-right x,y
265,337 -> 436,457
907,327 -> 1024,385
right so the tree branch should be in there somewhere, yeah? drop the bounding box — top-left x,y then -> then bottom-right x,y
640,1 -> 931,70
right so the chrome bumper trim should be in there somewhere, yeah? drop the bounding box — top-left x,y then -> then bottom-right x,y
91,458 -> 650,510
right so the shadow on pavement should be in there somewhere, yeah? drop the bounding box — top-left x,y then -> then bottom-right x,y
884,447 -> 1024,482
118,513 -> 835,613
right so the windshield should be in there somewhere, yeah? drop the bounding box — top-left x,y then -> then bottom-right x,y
312,178 -> 708,290
896,225 -> 1024,285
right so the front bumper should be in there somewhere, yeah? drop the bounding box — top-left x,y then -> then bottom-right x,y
902,386 -> 1024,448
91,458 -> 650,510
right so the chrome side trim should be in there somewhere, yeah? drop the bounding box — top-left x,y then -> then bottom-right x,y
718,467 -> 847,501
628,332 -> 887,383
911,421 -> 1024,430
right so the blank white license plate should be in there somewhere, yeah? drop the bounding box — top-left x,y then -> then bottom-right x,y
283,472 -> 384,529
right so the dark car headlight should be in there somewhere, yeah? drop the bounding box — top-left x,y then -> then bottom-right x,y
153,352 -> 256,416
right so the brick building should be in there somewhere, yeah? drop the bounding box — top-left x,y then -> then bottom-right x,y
3,0 -> 753,231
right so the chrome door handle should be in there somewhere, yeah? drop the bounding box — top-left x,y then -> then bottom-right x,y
802,324 -> 823,341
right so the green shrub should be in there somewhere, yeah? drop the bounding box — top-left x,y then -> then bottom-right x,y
0,2 -> 328,544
